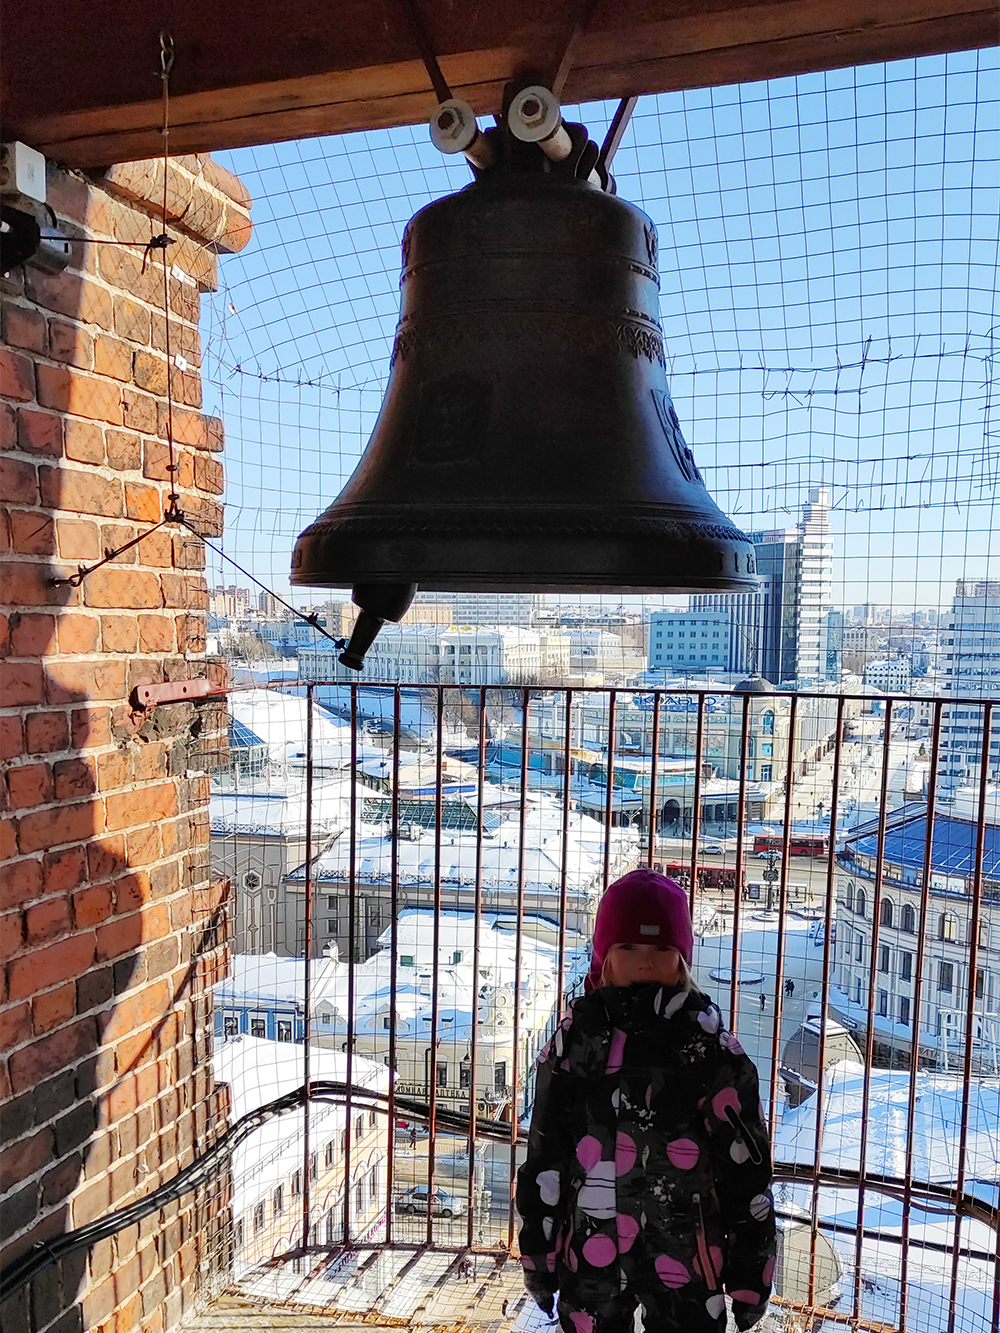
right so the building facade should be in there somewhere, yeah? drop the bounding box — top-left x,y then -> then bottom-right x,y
940,581 -> 1000,787
648,610 -> 732,672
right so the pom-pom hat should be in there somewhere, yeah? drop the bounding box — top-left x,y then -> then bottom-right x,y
587,868 -> 693,990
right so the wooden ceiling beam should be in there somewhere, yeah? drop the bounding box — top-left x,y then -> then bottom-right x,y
4,0 -> 996,168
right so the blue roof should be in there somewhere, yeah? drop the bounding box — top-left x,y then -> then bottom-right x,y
851,813 -> 1000,880
229,717 -> 265,749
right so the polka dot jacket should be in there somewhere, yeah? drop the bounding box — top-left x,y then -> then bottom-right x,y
516,980 -> 777,1331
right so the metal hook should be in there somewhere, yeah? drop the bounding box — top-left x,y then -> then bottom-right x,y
159,30 -> 175,80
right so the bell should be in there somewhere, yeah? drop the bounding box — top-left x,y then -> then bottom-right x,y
292,105 -> 756,666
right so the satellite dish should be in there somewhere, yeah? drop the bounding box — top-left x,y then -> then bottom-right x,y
775,1218 -> 842,1307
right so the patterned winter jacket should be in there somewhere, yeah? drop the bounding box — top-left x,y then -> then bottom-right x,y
516,980 -> 776,1330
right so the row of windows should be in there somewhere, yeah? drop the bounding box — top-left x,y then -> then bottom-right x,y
244,1165 -> 381,1242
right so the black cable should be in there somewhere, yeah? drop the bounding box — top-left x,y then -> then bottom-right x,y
0,1080 -> 515,1300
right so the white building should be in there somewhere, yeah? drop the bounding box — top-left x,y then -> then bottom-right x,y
413,591 -> 537,627
439,625 -> 541,684
648,609 -> 731,672
940,580 -> 1000,786
863,657 -> 913,694
566,629 -> 629,680
298,624 -> 442,684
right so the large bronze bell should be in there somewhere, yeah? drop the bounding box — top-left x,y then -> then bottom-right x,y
292,99 -> 756,667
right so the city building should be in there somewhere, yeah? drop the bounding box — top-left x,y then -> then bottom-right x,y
439,625 -> 541,685
863,657 -> 913,694
940,581 -> 1000,787
648,609 -> 732,672
831,785 -> 1000,1072
690,486 -> 836,684
412,591 -> 538,627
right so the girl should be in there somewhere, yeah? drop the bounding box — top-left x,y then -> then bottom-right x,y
516,870 -> 776,1332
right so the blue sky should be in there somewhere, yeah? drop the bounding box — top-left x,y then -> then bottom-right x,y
203,48 -> 999,617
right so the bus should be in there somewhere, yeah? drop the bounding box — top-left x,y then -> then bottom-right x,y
752,834 -> 827,859
656,861 -> 739,890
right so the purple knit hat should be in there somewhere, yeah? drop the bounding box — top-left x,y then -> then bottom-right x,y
587,869 -> 694,990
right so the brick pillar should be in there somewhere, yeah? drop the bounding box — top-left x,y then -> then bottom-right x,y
1,155 -> 250,1333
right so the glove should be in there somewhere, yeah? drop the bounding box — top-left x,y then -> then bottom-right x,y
523,1270 -> 557,1317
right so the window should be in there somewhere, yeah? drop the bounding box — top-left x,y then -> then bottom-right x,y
309,1151 -> 318,1181
356,1182 -> 364,1213
880,900 -> 894,928
325,1140 -> 335,1169
452,950 -> 463,964
341,1129 -> 347,1152
855,933 -> 864,962
436,1061 -> 448,1089
938,961 -> 954,993
401,954 -> 415,967
845,882 -> 855,911
383,1016 -> 391,1030
760,765 -> 772,782
877,990 -> 888,1017
291,1169 -> 302,1196
899,996 -> 911,1026
901,904 -> 916,933
234,1218 -> 244,1251
369,1110 -> 377,1130
939,913 -> 958,942
253,1202 -> 265,1234
900,952 -> 912,982
276,1020 -> 292,1042
459,1062 -> 472,1088
975,968 -> 985,1000
494,1061 -> 507,1092
273,1186 -> 284,1216
250,1017 -> 266,1038
853,977 -> 863,1004
321,1011 -> 331,1025
223,1015 -> 239,1037
855,889 -> 866,917
356,1114 -> 365,1140
879,945 -> 891,974
369,1168 -> 378,1201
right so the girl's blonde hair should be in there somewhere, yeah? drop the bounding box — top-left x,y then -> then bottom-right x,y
599,949 -> 701,993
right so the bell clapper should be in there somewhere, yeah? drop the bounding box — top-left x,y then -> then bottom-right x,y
430,98 -> 495,170
338,582 -> 418,672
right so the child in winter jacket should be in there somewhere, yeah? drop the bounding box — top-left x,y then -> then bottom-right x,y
516,869 -> 776,1332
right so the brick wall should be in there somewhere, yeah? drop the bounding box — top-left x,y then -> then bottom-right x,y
1,155 -> 250,1333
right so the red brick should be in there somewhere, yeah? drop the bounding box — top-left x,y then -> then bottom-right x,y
136,616 -> 173,653
0,856 -> 42,909
0,999 -> 30,1047
136,529 -> 173,568
106,429 -> 141,471
1,817 -> 17,861
53,758 -> 97,802
9,511 -> 55,556
32,981 -> 77,1034
114,295 -> 151,346
194,453 -> 224,494
1,302 -> 46,353
63,418 -> 105,465
125,823 -> 160,866
44,659 -> 127,703
87,835 -> 126,882
42,844 -> 88,894
81,567 -> 161,610
29,270 -> 114,330
133,351 -> 168,395
0,1128 -> 53,1192
57,517 -> 101,560
73,884 -> 114,928
40,465 -> 121,516
0,456 -> 39,503
36,365 -> 122,426
0,661 -> 44,706
0,399 -> 15,449
25,895 -> 72,945
0,560 -> 59,609
0,715 -> 24,761
57,614 -> 100,654
7,934 -> 97,1001
104,782 -> 177,833
101,522 -> 137,565
124,482 -> 161,523
17,798 -> 101,854
143,439 -> 193,487
205,414 -> 224,453
121,388 -> 158,434
8,611 -> 56,654
72,706 -> 111,748
0,909 -> 24,960
0,348 -> 34,401
7,1016 -> 98,1092
100,615 -> 138,653
16,407 -> 63,456
48,319 -> 94,369
103,981 -> 171,1042
94,335 -> 131,381
6,762 -> 54,809
24,711 -> 69,755
95,915 -> 144,963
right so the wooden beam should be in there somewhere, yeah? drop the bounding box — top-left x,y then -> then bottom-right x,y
3,0 -> 996,168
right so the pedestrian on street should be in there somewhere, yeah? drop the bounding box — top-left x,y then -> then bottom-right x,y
783,979 -> 794,998
759,993 -> 766,1012
517,870 -> 775,1333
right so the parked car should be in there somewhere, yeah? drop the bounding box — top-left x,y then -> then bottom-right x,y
395,1186 -> 467,1218
700,842 -> 726,854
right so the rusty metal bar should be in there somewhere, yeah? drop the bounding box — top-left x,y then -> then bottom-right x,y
945,701 -> 993,1333
384,685 -> 402,1244
646,689 -> 662,870
465,686 -> 488,1246
852,698 -> 895,1321
424,686 -> 445,1246
341,683 -> 360,1244
557,687 -> 573,1006
300,685 -> 315,1251
728,692 -> 752,1032
767,691 -> 799,1149
508,688 -> 531,1246
688,693 -> 705,915
898,697 -> 943,1326
603,689 -> 618,886
805,692 -> 841,1306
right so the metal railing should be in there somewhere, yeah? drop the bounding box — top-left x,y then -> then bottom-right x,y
21,682 -> 996,1332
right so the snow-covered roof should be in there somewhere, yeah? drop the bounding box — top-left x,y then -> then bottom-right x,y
210,778 -> 354,837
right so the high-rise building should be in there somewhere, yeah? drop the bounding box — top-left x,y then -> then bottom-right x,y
412,591 -> 537,627
691,486 -> 835,684
940,580 -> 1000,786
648,609 -> 732,673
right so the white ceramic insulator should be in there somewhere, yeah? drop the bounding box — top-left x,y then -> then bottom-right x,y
430,98 -> 494,169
